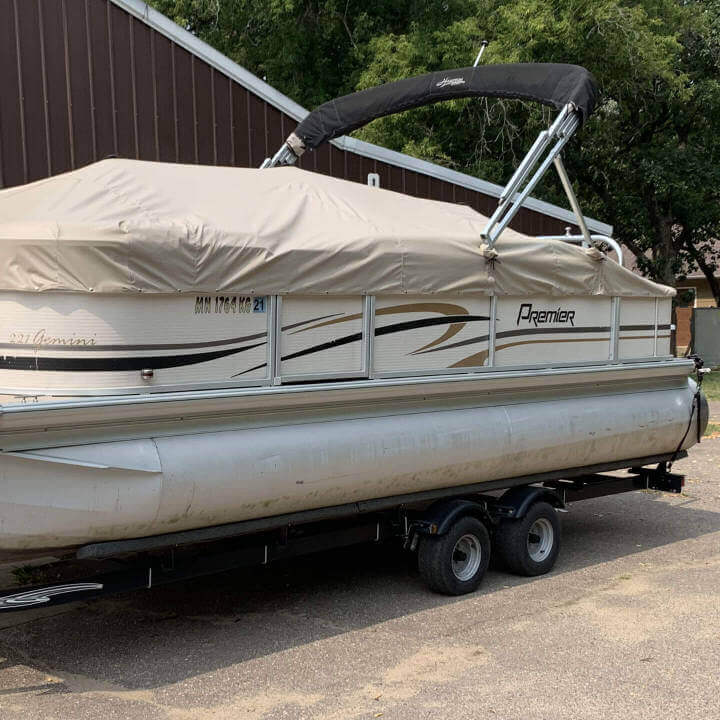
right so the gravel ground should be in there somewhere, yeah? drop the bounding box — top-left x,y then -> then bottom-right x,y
0,439 -> 718,720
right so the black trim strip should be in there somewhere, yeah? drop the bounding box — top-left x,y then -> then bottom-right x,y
498,325 -> 610,339
619,324 -> 659,331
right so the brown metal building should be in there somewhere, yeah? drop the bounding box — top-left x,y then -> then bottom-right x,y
0,0 -> 611,238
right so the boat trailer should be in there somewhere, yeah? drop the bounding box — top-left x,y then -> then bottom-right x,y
0,455 -> 686,612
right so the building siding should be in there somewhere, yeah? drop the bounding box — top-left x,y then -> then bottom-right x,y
0,0 -> 575,237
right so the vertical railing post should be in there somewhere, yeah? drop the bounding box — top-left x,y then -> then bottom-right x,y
488,295 -> 497,367
271,295 -> 283,384
609,297 -> 621,361
364,295 -> 376,379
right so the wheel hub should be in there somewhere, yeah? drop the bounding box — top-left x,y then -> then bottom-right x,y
451,533 -> 482,581
527,517 -> 554,562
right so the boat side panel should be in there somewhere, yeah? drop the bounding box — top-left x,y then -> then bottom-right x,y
279,296 -> 364,378
0,292 -> 270,393
494,296 -> 611,366
619,298 -> 659,359
0,291 -> 671,398
373,295 -> 491,372
656,298 -> 672,356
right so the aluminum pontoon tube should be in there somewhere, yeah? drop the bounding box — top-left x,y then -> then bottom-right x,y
0,378 -> 703,558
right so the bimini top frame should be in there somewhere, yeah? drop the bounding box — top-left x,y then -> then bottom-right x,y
263,61 -> 602,252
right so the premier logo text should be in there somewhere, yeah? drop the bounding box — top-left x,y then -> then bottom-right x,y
516,303 -> 575,327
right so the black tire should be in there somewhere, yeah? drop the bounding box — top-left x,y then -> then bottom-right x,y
494,501 -> 560,577
417,516 -> 491,595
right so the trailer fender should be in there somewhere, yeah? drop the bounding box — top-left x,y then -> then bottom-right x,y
412,498 -> 490,538
492,486 -> 565,521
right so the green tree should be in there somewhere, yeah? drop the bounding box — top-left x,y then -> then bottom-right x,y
149,1 -> 463,107
150,0 -> 720,304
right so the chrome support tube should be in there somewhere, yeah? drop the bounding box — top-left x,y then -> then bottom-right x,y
496,105 -> 572,207
485,112 -> 580,246
262,143 -> 298,169
498,131 -> 552,204
473,40 -> 489,67
556,111 -> 579,140
553,155 -> 592,248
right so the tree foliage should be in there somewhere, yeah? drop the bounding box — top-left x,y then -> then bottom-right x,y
150,0 -> 720,303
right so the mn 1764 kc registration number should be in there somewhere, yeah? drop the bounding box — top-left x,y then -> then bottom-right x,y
194,295 -> 266,314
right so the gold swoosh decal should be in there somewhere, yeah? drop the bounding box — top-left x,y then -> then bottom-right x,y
291,302 -> 476,358
411,322 -> 468,354
290,302 -> 470,335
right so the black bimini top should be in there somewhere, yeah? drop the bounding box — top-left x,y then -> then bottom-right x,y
293,63 -> 598,151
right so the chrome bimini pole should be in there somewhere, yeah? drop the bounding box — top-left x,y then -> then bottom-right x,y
552,155 -> 593,248
473,41 -> 489,67
261,142 -> 298,169
481,103 -> 582,247
496,104 -> 572,208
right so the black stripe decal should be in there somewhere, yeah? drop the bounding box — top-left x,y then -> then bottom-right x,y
0,312 -> 343,353
282,315 -> 489,363
0,331 -> 269,353
11,316 -> 656,375
0,342 -> 266,372
234,315 -> 489,376
0,316 -> 485,375
376,315 -> 488,334
281,313 -> 344,331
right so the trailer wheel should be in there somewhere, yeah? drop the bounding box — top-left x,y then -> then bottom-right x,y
494,501 -> 560,577
417,516 -> 490,595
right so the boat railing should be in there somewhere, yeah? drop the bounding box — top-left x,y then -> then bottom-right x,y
536,233 -> 624,266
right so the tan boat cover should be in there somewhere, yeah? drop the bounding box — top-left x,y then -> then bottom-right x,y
0,159 -> 672,297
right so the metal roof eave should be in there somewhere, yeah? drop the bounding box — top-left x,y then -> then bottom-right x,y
112,0 -> 613,236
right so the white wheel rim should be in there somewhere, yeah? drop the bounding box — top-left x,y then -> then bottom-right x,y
451,534 -> 482,581
527,517 -> 554,562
